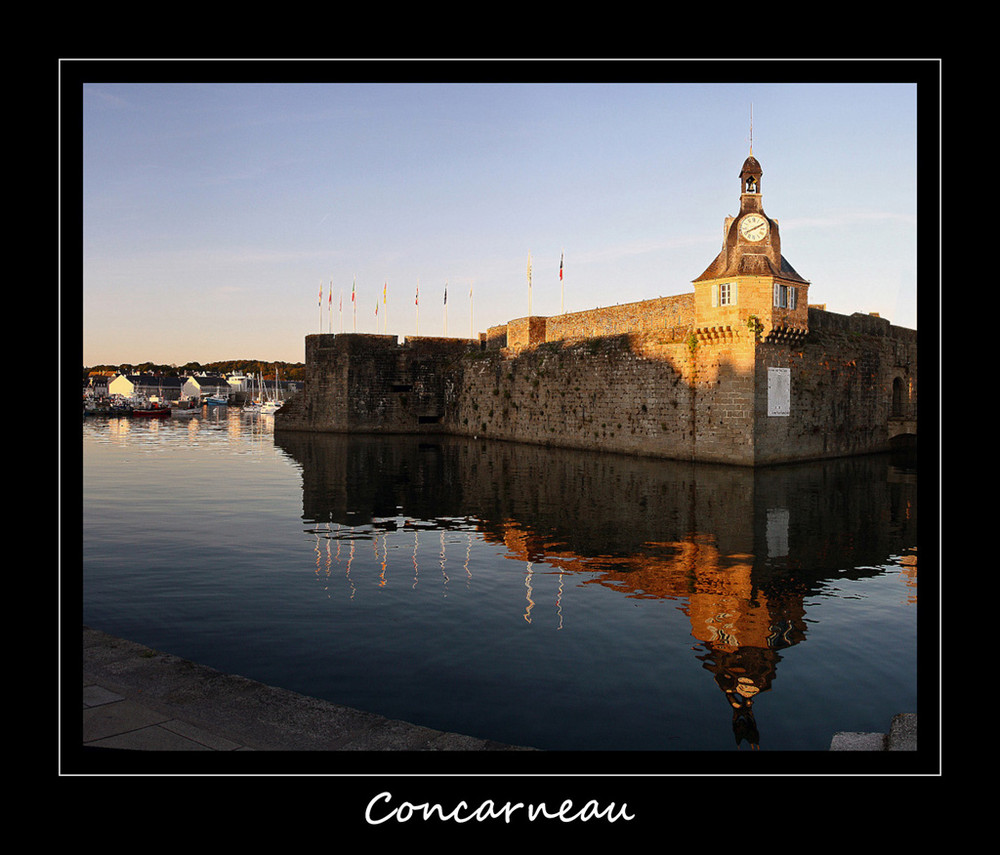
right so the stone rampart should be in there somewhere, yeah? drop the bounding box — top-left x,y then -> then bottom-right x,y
748,308 -> 918,464
277,304 -> 917,466
448,332 -> 708,460
501,295 -> 694,353
279,333 -> 479,434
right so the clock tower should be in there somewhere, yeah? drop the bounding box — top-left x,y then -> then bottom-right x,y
692,153 -> 810,341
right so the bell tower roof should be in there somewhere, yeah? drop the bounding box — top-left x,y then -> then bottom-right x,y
693,153 -> 808,285
740,154 -> 762,185
739,154 -> 763,213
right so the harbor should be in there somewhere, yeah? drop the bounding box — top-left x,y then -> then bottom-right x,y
80,413 -> 920,756
81,369 -> 298,418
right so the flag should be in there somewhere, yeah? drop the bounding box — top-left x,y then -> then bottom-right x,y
319,281 -> 323,306
383,282 -> 387,303
415,285 -> 419,306
527,252 -> 532,285
352,279 -> 356,302
559,252 -> 564,281
444,283 -> 447,305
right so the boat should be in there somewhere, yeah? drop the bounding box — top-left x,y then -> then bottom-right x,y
260,366 -> 284,415
243,372 -> 263,412
133,403 -> 171,418
84,394 -> 133,417
171,399 -> 200,417
205,393 -> 228,406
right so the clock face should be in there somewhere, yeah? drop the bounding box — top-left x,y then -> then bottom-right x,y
739,214 -> 768,241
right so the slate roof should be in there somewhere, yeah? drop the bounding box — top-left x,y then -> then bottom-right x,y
125,374 -> 186,389
694,247 -> 808,283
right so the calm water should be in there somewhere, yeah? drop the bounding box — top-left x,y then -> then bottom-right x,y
80,407 -> 919,752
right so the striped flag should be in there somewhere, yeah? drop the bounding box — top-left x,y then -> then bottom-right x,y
444,283 -> 447,305
559,252 -> 564,281
352,278 -> 356,302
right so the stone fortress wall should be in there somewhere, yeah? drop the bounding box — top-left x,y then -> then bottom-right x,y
277,296 -> 917,467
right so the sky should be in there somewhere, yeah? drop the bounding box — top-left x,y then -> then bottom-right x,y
74,63 -> 931,367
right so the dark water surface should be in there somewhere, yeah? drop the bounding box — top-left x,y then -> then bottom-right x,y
81,408 -> 919,753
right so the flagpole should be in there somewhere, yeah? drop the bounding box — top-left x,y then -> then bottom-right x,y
319,280 -> 323,332
328,279 -> 333,332
443,282 -> 448,336
339,289 -> 343,333
352,276 -> 357,332
469,280 -> 474,340
415,279 -> 420,336
527,251 -> 532,316
383,282 -> 388,335
560,250 -> 564,315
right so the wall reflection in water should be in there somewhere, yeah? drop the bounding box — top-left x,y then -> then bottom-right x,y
275,432 -> 917,749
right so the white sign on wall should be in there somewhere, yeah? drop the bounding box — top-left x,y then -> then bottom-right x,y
768,367 -> 790,417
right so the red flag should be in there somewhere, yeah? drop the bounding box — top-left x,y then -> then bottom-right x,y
559,252 -> 564,281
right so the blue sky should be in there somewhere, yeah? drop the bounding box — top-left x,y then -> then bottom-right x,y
78,68 -> 927,367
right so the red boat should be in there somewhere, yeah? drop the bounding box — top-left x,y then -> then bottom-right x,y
132,404 -> 171,418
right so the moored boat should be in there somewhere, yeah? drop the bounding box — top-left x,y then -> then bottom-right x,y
84,393 -> 133,416
259,366 -> 284,414
133,403 -> 171,418
171,400 -> 200,417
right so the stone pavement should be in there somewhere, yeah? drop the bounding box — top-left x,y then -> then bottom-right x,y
829,713 -> 918,752
81,626 -> 533,753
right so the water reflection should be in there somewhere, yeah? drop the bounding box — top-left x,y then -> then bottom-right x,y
275,432 -> 917,748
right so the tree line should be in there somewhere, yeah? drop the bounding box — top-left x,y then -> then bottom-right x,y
84,359 -> 306,382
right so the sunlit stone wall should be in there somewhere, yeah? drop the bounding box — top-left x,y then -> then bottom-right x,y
502,294 -> 694,354
446,330 -> 763,466
279,304 -> 918,466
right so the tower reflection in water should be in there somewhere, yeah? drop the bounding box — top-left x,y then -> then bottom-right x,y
276,432 -> 917,750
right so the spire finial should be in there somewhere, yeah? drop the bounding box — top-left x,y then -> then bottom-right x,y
749,103 -> 753,155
